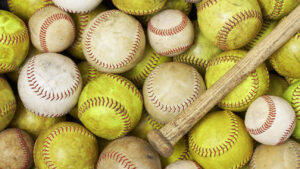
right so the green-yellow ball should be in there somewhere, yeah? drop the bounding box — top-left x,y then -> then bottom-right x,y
112,0 -> 167,15
266,73 -> 288,96
78,61 -> 102,86
189,110 -> 253,169
0,10 -> 29,73
78,73 -> 143,140
285,76 -> 300,85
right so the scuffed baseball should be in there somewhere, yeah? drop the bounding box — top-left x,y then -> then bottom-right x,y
148,9 -> 194,57
53,0 -> 103,13
96,136 -> 161,169
143,62 -> 206,124
245,95 -> 296,145
0,128 -> 34,169
82,10 -> 146,73
29,5 -> 75,53
166,160 -> 202,169
18,53 -> 82,117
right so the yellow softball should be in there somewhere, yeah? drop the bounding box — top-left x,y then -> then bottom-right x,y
205,50 -> 269,112
0,77 -> 16,131
67,5 -> 107,60
266,73 -> 289,96
0,10 -> 29,73
78,73 -> 143,140
7,0 -> 53,21
112,0 -> 167,15
285,76 -> 300,85
34,122 -> 99,169
78,61 -> 102,86
122,44 -> 172,88
189,110 -> 253,169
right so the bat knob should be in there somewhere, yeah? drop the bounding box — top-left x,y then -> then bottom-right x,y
147,129 -> 174,158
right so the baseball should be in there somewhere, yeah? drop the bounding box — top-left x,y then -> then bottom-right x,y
18,53 -> 82,117
0,128 -> 34,169
34,122 -> 99,169
0,10 -> 29,73
249,139 -> 300,169
96,136 -> 161,169
245,95 -> 296,145
53,0 -> 103,13
165,160 -> 202,169
28,5 -> 75,53
189,110 -> 253,169
148,9 -> 194,57
143,62 -> 206,124
112,0 -> 167,15
78,73 -> 143,140
196,0 -> 262,50
82,10 -> 146,73
0,77 -> 16,131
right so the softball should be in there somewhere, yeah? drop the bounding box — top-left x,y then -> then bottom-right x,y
78,73 -> 143,140
0,128 -> 34,169
165,160 -> 202,169
78,61 -> 102,86
148,9 -> 194,57
143,62 -> 206,124
34,122 -> 99,169
53,0 -> 103,13
285,76 -> 300,85
18,53 -> 82,117
0,77 -> 16,131
112,0 -> 167,15
205,50 -> 269,112
196,0 -> 262,50
82,10 -> 146,73
266,73 -> 288,96
0,10 -> 29,73
283,80 -> 300,140
189,110 -> 253,169
122,44 -> 172,89
96,136 -> 161,169
28,5 -> 75,53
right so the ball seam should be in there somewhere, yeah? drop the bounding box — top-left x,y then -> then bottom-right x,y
268,0 -> 284,19
156,44 -> 193,56
0,17 -> 28,46
276,117 -> 296,145
0,100 -> 16,118
291,83 -> 300,119
96,151 -> 137,169
16,129 -> 31,169
173,53 -> 209,70
70,14 -> 89,49
146,114 -> 163,129
288,140 -> 300,168
197,0 -> 217,11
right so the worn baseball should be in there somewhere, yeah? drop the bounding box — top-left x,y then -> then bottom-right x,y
189,110 -> 253,169
82,10 -> 146,73
0,10 -> 30,73
18,53 -> 82,117
245,95 -> 296,145
53,0 -> 103,13
266,73 -> 289,96
34,122 -> 98,169
7,0 -> 53,21
165,160 -> 202,169
28,5 -> 75,53
148,9 -> 194,57
196,0 -> 262,50
143,62 -> 206,124
249,139 -> 300,169
0,128 -> 34,169
78,74 -> 143,140
258,0 -> 300,20
205,50 -> 269,112
112,0 -> 167,15
96,136 -> 161,169
0,77 -> 16,131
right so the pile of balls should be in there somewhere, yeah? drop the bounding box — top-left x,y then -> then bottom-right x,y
0,0 -> 299,168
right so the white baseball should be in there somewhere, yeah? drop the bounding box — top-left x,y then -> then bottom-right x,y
18,53 -> 82,117
147,9 -> 194,57
143,62 -> 206,124
53,0 -> 103,13
29,6 -> 75,53
245,95 -> 296,145
165,160 -> 202,169
82,10 -> 146,73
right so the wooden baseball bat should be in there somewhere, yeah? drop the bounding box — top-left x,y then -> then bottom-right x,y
147,5 -> 300,158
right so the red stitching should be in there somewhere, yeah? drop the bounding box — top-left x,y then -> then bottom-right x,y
84,10 -> 143,69
277,117 -> 296,145
197,0 -> 217,11
288,140 -> 300,168
87,64 -> 101,83
217,10 -> 262,50
148,11 -> 188,36
42,125 -> 95,169
146,65 -> 201,113
157,44 -> 192,56
97,151 -> 137,169
0,63 -> 17,73
247,96 -> 276,135
192,161 -> 202,169
16,129 -> 31,169
146,114 -> 163,129
178,137 -> 191,160
189,111 -> 239,157
39,12 -> 75,52
232,153 -> 252,169
0,101 -> 17,118
0,20 -> 28,45
268,0 -> 284,19
173,52 -> 209,69
291,83 -> 300,120
71,14 -> 89,48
